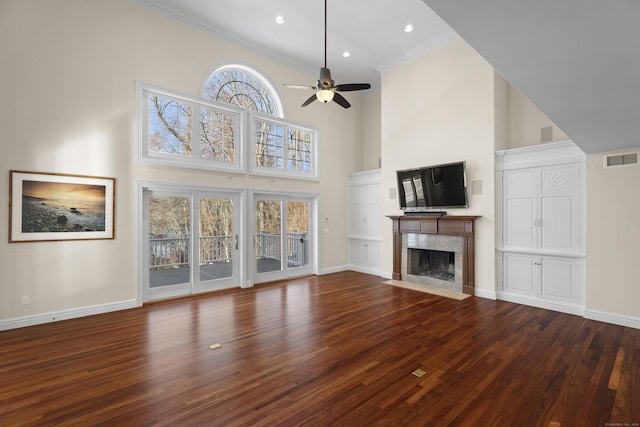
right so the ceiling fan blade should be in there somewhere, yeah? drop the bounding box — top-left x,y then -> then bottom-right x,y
283,84 -> 316,90
332,92 -> 351,109
334,83 -> 371,92
301,94 -> 317,107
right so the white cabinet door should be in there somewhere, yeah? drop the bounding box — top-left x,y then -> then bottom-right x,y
503,253 -> 536,295
349,184 -> 381,238
539,256 -> 576,302
349,239 -> 381,271
503,164 -> 580,254
503,253 -> 579,305
539,165 -> 579,253
503,168 -> 537,250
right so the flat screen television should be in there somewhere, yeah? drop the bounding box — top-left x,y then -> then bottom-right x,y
396,161 -> 468,211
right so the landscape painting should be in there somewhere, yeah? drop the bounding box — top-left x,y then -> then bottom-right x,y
10,171 -> 115,242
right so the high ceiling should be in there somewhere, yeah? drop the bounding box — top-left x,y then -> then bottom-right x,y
133,0 -> 456,89
135,0 -> 640,154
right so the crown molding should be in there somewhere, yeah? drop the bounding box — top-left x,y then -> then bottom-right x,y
375,31 -> 459,75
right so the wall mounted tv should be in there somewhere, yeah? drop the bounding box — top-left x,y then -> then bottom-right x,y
396,161 -> 468,212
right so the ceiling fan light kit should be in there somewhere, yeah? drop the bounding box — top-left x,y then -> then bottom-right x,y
282,0 -> 371,109
316,89 -> 335,103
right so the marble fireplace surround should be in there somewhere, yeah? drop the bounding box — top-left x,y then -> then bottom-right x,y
402,233 -> 464,293
388,215 -> 479,295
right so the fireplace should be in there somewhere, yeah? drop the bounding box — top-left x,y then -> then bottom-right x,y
388,215 -> 478,295
407,249 -> 455,281
402,232 -> 464,292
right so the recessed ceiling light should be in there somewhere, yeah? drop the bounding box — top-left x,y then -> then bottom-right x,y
342,51 -> 350,58
275,15 -> 285,24
404,24 -> 414,33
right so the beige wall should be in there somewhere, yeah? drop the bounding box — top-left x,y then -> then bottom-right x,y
362,90 -> 382,171
493,72 -> 510,152
586,149 -> 640,319
0,0 -> 365,322
507,85 -> 569,149
380,39 -> 497,293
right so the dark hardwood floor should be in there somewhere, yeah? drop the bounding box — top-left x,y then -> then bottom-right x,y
1,271 -> 638,426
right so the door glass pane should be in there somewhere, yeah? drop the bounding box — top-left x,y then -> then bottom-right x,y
256,199 -> 282,273
148,196 -> 191,287
287,201 -> 309,268
199,197 -> 234,282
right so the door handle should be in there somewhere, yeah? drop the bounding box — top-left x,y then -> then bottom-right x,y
235,234 -> 238,250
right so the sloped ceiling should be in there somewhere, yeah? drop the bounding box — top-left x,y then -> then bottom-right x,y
423,0 -> 640,154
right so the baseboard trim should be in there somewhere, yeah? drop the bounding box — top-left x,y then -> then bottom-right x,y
584,309 -> 640,330
0,299 -> 138,331
318,265 -> 349,275
496,292 -> 584,316
347,265 -> 383,277
474,289 -> 497,300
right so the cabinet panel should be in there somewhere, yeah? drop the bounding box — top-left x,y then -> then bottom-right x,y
349,183 -> 381,238
541,196 -> 573,251
505,168 -> 536,197
349,204 -> 368,236
349,239 -> 381,269
366,202 -> 381,236
504,254 -> 535,294
505,198 -> 535,248
503,169 -> 536,250
540,257 -> 574,300
540,165 -> 576,196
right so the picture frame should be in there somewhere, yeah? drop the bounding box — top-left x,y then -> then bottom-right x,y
9,170 -> 115,242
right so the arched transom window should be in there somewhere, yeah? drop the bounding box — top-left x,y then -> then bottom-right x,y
203,65 -> 283,117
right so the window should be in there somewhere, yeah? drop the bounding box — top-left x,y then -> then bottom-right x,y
138,65 -> 317,179
203,65 -> 283,117
251,115 -> 316,179
139,84 -> 244,172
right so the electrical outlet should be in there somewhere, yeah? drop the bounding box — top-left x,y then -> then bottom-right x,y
21,295 -> 30,305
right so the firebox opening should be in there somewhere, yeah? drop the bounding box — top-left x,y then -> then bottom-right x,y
407,248 -> 455,282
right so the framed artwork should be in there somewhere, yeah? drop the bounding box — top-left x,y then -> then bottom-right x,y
9,171 -> 115,242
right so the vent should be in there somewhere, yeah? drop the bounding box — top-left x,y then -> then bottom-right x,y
605,153 -> 638,168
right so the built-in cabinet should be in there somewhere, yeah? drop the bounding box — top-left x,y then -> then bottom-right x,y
496,141 -> 585,315
348,169 -> 382,275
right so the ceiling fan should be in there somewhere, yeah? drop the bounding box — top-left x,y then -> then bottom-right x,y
283,0 -> 371,109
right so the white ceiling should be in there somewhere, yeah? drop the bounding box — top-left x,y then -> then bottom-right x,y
133,0 -> 456,88
135,0 -> 640,154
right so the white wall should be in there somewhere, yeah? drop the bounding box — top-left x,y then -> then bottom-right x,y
380,39 -> 496,294
0,0 -> 365,323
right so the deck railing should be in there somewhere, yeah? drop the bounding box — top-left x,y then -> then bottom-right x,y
150,232 -> 308,268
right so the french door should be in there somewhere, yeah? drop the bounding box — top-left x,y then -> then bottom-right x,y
252,193 -> 314,284
143,188 -> 242,302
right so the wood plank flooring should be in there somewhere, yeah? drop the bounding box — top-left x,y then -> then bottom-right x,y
1,271 -> 638,426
